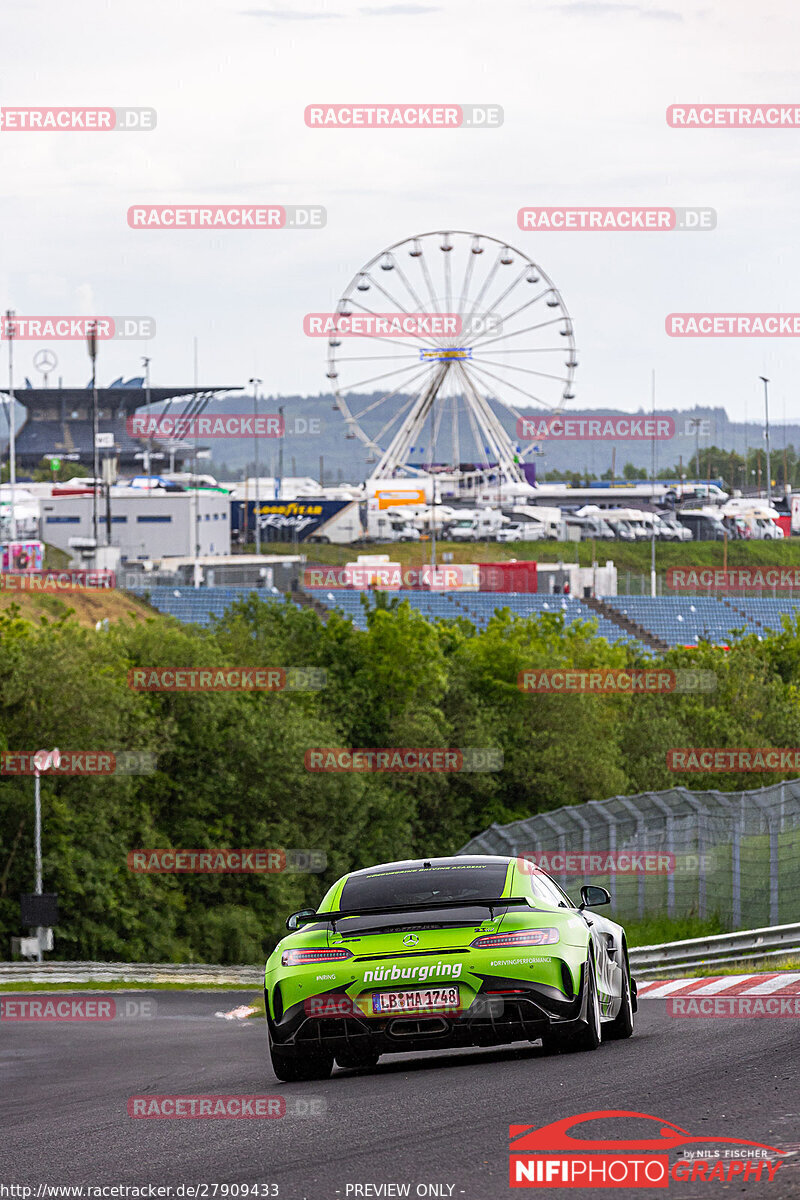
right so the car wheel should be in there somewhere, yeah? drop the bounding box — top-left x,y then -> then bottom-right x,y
269,1036 -> 334,1082
335,1048 -> 381,1071
604,955 -> 635,1040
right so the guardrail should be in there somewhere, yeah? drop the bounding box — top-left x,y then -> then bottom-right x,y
1,923 -> 799,985
629,921 -> 800,977
0,962 -> 263,986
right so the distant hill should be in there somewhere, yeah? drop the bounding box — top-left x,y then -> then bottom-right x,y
31,391 -> 790,484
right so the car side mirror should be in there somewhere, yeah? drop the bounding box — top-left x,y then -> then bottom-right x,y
286,908 -> 317,931
579,885 -> 610,910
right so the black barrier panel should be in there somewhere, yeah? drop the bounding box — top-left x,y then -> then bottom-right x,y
20,893 -> 59,927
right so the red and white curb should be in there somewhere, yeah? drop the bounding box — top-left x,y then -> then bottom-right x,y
638,972 -> 800,998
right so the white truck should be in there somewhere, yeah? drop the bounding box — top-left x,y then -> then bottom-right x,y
716,503 -> 784,540
365,507 -> 420,542
496,520 -> 546,543
510,505 -> 563,540
447,509 -> 504,542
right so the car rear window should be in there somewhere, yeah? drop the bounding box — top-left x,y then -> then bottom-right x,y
338,863 -> 509,912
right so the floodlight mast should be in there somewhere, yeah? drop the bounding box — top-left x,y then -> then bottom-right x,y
87,324 -> 100,551
5,310 -> 17,540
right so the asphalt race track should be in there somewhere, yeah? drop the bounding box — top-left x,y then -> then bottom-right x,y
1,991 -> 798,1199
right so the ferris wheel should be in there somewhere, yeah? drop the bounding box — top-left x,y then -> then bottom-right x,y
326,230 -> 577,485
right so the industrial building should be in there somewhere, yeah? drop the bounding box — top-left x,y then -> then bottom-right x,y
40,488 -> 231,562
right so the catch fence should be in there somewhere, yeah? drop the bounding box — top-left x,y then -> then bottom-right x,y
460,782 -> 800,929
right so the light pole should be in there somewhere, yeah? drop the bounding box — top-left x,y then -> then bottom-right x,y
278,404 -> 285,514
142,356 -> 152,492
249,377 -> 262,553
650,369 -> 657,597
689,418 -> 701,483
760,376 -> 771,509
32,748 -> 60,963
87,323 -> 100,551
5,310 -> 17,540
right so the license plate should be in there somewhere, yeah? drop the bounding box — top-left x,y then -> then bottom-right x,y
370,986 -> 459,1015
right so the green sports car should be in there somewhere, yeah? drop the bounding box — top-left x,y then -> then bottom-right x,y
265,854 -> 637,1081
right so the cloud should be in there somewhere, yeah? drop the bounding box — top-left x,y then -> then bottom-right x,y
240,7 -> 343,18
548,2 -> 682,18
359,4 -> 440,13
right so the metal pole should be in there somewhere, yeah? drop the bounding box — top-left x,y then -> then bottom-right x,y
34,771 -> 42,895
193,429 -> 200,588
249,378 -> 262,554
760,376 -> 771,510
431,473 -> 437,570
142,356 -> 152,491
650,369 -> 656,597
5,310 -> 17,540
88,324 -> 99,551
105,444 -> 113,546
278,404 -> 285,523
33,769 -> 43,962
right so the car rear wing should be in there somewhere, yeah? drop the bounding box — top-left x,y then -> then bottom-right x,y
312,896 -> 531,927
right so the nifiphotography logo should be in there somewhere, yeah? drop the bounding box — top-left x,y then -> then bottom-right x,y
508,1110 -> 786,1187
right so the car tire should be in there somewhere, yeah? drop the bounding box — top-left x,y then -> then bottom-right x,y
335,1048 -> 381,1071
269,1036 -> 334,1082
604,954 -> 635,1040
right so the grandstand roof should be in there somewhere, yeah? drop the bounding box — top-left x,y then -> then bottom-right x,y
1,384 -> 243,467
0,385 -> 240,414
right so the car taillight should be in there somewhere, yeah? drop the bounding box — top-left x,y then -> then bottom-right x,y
471,928 -> 559,949
281,947 -> 353,967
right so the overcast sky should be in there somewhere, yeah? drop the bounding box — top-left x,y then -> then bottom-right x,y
1,0 -> 799,428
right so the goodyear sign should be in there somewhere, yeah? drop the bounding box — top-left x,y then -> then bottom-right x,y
231,499 -> 353,540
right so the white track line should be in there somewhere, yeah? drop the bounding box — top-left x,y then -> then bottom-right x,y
215,1004 -> 258,1020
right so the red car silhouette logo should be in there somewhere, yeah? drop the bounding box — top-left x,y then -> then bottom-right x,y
510,1110 -> 785,1155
